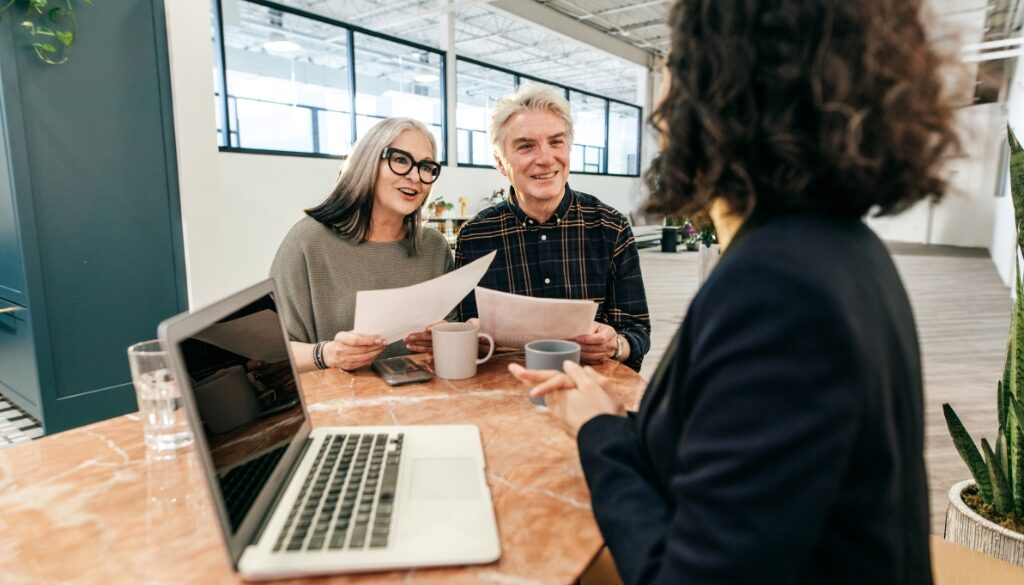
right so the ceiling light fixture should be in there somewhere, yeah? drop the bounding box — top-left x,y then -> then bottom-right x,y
414,73 -> 440,83
263,34 -> 301,55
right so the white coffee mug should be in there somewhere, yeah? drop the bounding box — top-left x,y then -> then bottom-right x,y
431,322 -> 495,380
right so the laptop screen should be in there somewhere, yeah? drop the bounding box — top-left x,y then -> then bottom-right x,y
176,292 -> 306,534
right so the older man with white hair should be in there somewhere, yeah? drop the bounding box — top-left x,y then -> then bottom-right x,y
455,84 -> 651,371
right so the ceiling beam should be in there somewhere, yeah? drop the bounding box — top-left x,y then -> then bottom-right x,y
615,19 -> 665,33
489,0 -> 654,68
371,0 -> 497,31
577,0 -> 670,21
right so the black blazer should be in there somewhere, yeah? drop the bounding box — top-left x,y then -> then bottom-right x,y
578,213 -> 931,585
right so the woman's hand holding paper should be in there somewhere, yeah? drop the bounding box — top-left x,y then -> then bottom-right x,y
325,331 -> 386,371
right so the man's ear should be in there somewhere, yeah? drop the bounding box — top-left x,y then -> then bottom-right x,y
494,151 -> 509,178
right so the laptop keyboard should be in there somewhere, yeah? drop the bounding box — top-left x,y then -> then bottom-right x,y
273,432 -> 403,552
221,444 -> 289,532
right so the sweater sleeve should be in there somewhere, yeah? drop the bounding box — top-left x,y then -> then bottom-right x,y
441,234 -> 458,322
269,229 -> 317,343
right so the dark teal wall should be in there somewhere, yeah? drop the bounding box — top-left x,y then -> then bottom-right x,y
0,0 -> 187,432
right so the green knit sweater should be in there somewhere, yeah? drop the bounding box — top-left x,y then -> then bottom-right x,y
270,216 -> 454,358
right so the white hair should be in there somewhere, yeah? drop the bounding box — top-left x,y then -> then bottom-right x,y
488,83 -> 574,160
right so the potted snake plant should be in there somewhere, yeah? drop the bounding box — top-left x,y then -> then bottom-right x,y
942,126 -> 1024,566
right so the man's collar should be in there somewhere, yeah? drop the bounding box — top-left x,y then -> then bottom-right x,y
508,185 -> 575,225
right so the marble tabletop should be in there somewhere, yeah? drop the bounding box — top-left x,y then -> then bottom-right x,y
0,351 -> 646,585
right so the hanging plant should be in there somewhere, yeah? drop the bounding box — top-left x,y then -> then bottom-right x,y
1,0 -> 93,65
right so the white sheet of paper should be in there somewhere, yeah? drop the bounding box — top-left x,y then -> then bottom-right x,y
353,251 -> 496,343
475,286 -> 598,347
194,309 -> 290,363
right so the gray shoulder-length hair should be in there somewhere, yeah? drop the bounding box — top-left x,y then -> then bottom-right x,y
306,117 -> 438,255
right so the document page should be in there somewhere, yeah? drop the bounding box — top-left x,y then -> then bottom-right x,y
475,287 -> 598,347
194,309 -> 290,363
353,251 -> 496,343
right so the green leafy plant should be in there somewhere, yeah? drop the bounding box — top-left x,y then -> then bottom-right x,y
697,221 -> 717,247
1,0 -> 93,65
431,197 -> 454,216
944,126 -> 1024,528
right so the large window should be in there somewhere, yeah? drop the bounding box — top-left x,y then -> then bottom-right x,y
608,102 -> 641,175
454,57 -> 640,176
455,58 -> 640,175
456,60 -> 515,166
214,0 -> 445,160
212,1 -> 641,175
570,91 -> 607,174
353,33 -> 444,159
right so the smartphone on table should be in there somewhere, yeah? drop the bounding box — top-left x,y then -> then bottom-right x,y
372,356 -> 432,386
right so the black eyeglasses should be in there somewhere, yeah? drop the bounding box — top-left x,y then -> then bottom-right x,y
381,147 -> 441,184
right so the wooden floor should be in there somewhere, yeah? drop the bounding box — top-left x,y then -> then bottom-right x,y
636,242 -> 1010,534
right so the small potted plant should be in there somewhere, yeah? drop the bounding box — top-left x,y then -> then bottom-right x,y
941,126 -> 1024,566
432,197 -> 454,218
683,221 -> 699,251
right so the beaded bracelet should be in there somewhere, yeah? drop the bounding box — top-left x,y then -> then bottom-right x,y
312,340 -> 329,370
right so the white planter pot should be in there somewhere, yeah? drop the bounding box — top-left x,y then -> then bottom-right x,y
697,243 -> 720,286
945,479 -> 1024,567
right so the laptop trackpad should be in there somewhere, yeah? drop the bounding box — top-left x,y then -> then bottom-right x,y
410,458 -> 481,501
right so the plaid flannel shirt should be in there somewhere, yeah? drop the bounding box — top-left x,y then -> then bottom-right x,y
455,186 -> 651,371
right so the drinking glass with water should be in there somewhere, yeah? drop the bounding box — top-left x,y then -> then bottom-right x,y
127,340 -> 194,452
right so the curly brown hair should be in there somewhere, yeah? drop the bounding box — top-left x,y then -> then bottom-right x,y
645,0 -> 961,219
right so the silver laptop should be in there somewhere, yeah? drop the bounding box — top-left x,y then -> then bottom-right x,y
158,279 -> 500,580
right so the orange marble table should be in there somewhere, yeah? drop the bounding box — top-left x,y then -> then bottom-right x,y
0,351 -> 646,585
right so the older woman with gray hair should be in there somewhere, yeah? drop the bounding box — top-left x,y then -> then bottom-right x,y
271,117 -> 452,372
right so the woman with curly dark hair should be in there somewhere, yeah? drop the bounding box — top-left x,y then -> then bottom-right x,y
510,0 -> 959,583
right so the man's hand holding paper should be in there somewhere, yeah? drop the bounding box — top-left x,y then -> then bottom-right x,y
474,287 -> 598,348
572,322 -> 619,364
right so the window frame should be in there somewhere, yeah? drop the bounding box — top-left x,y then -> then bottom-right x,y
606,101 -> 644,177
455,55 -> 642,178
211,0 -> 642,176
213,0 -> 448,163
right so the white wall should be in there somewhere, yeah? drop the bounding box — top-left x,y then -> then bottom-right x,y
934,104 -> 1004,247
866,103 -> 1006,248
994,55 -> 1024,288
164,1 -> 642,308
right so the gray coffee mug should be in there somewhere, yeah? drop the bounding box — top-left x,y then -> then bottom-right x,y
524,340 -> 581,405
